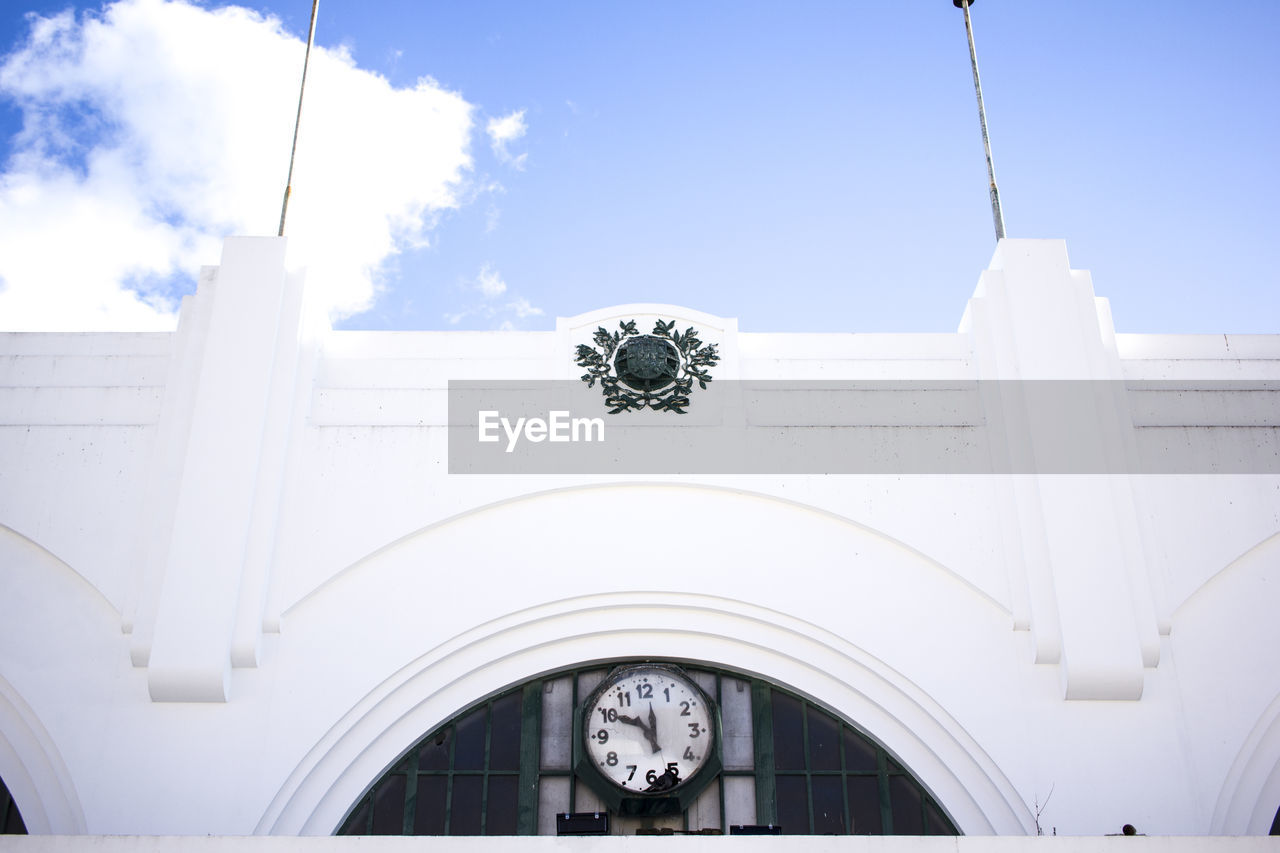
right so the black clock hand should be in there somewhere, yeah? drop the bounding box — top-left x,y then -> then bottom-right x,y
616,713 -> 644,729
616,710 -> 661,753
646,703 -> 660,754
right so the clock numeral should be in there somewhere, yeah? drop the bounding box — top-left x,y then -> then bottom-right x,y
688,723 -> 701,738
593,728 -> 608,744
616,691 -> 631,707
646,763 -> 681,786
679,701 -> 691,717
606,751 -> 618,766
663,687 -> 670,702
598,708 -> 618,724
626,765 -> 637,781
637,683 -> 653,699
684,746 -> 696,761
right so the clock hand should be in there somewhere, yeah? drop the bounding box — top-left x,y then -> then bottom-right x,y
643,703 -> 661,754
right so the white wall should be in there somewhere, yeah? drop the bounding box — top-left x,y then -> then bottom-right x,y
0,238 -> 1277,837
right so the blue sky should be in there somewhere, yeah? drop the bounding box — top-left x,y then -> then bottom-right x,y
0,0 -> 1276,333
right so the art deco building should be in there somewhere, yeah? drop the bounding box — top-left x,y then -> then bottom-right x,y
0,237 -> 1277,847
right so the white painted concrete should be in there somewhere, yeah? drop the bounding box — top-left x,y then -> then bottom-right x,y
0,238 -> 1276,838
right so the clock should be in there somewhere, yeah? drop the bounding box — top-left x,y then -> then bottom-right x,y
578,664 -> 719,813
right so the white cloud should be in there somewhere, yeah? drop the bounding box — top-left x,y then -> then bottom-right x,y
0,0 -> 475,330
475,263 -> 506,298
443,262 -> 543,329
486,109 -> 527,170
506,296 -> 543,319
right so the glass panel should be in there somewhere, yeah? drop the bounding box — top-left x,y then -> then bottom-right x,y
692,669 -> 717,697
418,727 -> 451,771
412,776 -> 447,835
488,692 -> 523,771
537,776 -> 571,835
807,706 -> 840,771
723,775 -> 757,827
720,677 -> 754,770
448,776 -> 483,835
889,775 -> 923,835
688,776 -> 722,832
540,676 -> 573,770
925,800 -> 955,835
775,774 -> 809,834
576,669 -> 606,700
3,804 -> 26,836
846,775 -> 881,835
842,728 -> 878,772
453,706 -> 487,771
370,774 -> 406,835
485,776 -> 519,835
811,776 -> 845,834
0,777 -> 22,836
771,690 -> 805,771
338,799 -> 370,835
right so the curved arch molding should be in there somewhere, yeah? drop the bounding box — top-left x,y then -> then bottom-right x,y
1212,691 -> 1280,834
1194,532 -> 1280,834
257,592 -> 1033,836
0,674 -> 86,834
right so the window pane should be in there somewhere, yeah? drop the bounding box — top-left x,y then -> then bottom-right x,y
847,775 -> 882,835
489,692 -> 523,771
448,776 -> 483,835
3,807 -> 26,836
889,776 -> 923,835
721,677 -> 754,770
370,775 -> 405,835
723,775 -> 757,827
485,776 -> 519,835
688,777 -> 722,832
540,676 -> 573,770
842,728 -> 878,772
413,776 -> 447,835
537,777 -> 571,835
811,776 -> 845,834
418,728 -> 451,771
771,691 -> 805,771
453,707 -> 487,771
807,706 -> 840,771
775,774 -> 809,834
576,669 -> 606,700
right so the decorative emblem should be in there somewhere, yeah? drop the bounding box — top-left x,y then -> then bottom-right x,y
575,320 -> 720,413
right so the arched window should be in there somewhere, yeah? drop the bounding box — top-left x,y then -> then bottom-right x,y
337,662 -> 958,836
0,775 -> 26,835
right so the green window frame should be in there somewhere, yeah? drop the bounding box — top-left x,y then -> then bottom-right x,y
337,661 -> 958,837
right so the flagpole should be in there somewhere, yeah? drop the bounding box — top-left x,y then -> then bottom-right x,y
955,0 -> 1006,241
278,0 -> 319,237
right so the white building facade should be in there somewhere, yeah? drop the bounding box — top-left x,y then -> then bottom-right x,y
0,237 -> 1277,844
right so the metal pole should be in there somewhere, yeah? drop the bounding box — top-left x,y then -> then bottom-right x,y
278,0 -> 319,237
956,0 -> 1006,241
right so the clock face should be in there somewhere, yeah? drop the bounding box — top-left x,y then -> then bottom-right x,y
582,665 -> 715,794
